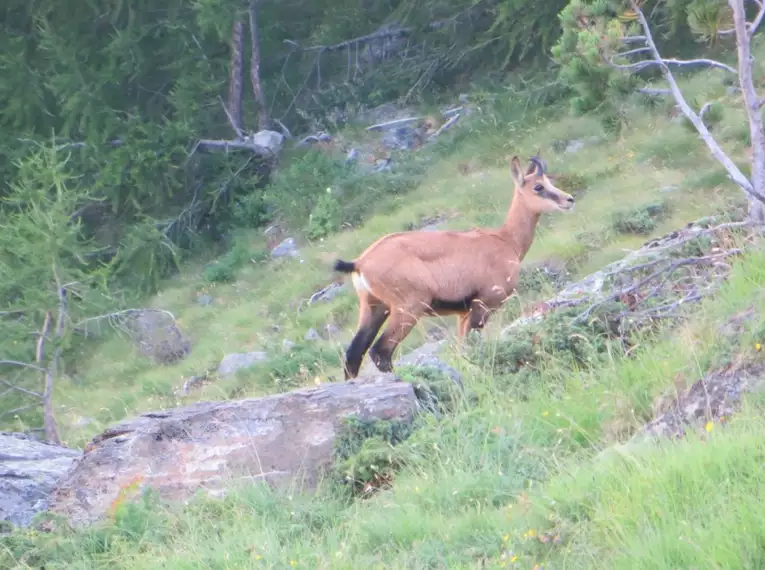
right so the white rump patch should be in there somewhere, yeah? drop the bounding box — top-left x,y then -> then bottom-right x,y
352,272 -> 371,293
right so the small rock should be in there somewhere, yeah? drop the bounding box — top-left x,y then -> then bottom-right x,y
425,326 -> 447,341
395,340 -> 462,386
218,351 -> 269,377
310,282 -> 346,303
125,309 -> 190,365
249,130 -> 284,154
271,237 -> 299,258
565,139 -> 586,153
381,127 -> 420,150
345,148 -> 359,164
181,376 -> 207,395
71,416 -> 94,428
282,339 -> 296,353
660,185 -> 679,193
197,294 -> 213,306
304,328 -> 321,341
322,323 -> 340,339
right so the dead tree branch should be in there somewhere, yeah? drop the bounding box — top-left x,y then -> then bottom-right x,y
729,0 -> 765,220
625,0 -> 765,217
609,55 -> 737,74
502,217 -> 757,337
35,309 -> 60,444
427,113 -> 461,141
284,20 -> 449,54
0,361 -> 47,374
191,137 -> 277,158
74,308 -> 177,335
0,296 -> 63,443
0,377 -> 43,398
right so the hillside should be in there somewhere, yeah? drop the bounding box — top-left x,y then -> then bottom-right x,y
5,0 -> 765,566
43,63 -> 754,448
4,50 -> 765,568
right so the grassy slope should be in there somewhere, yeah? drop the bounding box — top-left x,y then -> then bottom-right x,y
5,63 -> 765,569
48,66 -> 750,449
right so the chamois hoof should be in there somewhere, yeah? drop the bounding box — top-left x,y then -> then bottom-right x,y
373,359 -> 393,374
342,364 -> 359,380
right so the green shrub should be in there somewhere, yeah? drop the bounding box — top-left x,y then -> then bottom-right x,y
263,150 -> 351,233
611,201 -> 671,235
202,238 -> 252,283
231,190 -> 269,228
682,98 -> 724,133
262,148 -> 426,239
470,302 -> 628,393
333,416 -> 418,495
306,190 -> 343,240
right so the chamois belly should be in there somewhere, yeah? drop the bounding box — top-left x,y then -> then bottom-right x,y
428,293 -> 477,315
426,270 -> 516,315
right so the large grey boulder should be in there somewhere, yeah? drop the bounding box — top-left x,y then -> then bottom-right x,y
0,432 -> 80,528
48,381 -> 419,527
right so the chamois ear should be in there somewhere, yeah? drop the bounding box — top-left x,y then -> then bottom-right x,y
510,156 -> 525,188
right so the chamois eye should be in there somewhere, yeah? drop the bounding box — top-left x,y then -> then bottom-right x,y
533,184 -> 544,193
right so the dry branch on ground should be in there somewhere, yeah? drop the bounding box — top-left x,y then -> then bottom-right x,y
504,217 -> 758,336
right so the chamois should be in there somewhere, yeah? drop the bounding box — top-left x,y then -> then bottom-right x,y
333,153 -> 575,379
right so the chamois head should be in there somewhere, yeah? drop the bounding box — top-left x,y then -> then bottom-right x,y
510,153 -> 575,214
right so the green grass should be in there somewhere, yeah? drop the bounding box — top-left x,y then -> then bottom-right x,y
5,250 -> 765,569
5,58 -> 765,569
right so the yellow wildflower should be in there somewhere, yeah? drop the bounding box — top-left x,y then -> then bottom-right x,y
756,343 -> 761,351
542,411 -> 549,417
705,421 -> 714,432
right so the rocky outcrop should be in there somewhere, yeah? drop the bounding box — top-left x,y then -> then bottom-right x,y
48,381 -> 419,527
633,361 -> 765,442
0,432 -> 80,528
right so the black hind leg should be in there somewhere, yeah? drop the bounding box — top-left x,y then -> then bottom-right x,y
344,303 -> 389,379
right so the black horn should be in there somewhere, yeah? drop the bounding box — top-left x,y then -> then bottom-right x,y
528,153 -> 546,176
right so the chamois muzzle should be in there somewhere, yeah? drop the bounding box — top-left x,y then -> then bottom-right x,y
554,193 -> 575,212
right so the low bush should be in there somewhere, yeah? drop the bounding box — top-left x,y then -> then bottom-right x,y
611,201 -> 671,235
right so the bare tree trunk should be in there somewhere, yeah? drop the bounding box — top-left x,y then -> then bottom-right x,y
35,311 -> 60,444
248,0 -> 269,131
749,198 -> 765,222
228,20 -> 244,135
730,0 -> 765,222
626,0 -> 765,223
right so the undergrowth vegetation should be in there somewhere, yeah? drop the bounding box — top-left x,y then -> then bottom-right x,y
5,249 -> 765,569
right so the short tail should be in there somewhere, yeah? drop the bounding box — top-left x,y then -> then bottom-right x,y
333,259 -> 356,273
